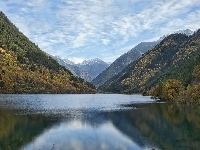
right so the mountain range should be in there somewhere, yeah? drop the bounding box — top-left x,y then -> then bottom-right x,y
76,58 -> 109,77
92,29 -> 194,88
54,56 -> 93,82
98,29 -> 200,100
1,10 -> 199,102
0,11 -> 96,94
91,41 -> 160,87
54,57 -> 109,82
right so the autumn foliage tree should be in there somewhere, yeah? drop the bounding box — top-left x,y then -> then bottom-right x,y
0,12 -> 96,94
182,65 -> 200,104
150,64 -> 200,104
150,79 -> 184,101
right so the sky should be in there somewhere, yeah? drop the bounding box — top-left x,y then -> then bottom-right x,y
1,0 -> 200,63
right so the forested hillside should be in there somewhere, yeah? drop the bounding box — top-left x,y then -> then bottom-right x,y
0,11 -> 96,94
99,30 -> 200,103
92,41 -> 159,87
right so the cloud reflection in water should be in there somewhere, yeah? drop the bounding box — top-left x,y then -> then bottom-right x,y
22,120 -> 144,150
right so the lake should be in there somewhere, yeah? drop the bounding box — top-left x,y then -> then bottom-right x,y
0,94 -> 200,150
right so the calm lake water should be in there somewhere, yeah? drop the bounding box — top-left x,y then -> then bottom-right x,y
0,94 -> 200,150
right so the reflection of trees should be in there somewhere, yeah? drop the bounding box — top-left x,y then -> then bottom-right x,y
1,103 -> 200,150
68,108 -> 158,148
107,103 -> 200,150
0,110 -> 57,150
107,110 -> 152,148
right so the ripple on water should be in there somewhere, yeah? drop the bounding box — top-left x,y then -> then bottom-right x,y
0,94 -> 155,117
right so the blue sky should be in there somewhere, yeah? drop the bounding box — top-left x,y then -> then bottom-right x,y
1,0 -> 200,63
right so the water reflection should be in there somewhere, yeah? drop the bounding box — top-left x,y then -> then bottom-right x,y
0,95 -> 200,150
0,110 -> 57,150
119,103 -> 200,150
0,94 -> 153,112
23,120 -> 145,150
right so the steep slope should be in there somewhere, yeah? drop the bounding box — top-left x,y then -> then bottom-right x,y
99,30 -> 200,94
76,58 -> 109,78
0,11 -> 96,94
54,56 -> 93,82
92,41 -> 159,87
174,29 -> 194,36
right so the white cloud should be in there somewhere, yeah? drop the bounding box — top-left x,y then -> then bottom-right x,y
73,32 -> 88,48
1,0 -> 200,62
68,57 -> 85,64
101,39 -> 110,45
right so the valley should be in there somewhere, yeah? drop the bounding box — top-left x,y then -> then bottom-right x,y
1,1 -> 200,149
0,10 -> 200,103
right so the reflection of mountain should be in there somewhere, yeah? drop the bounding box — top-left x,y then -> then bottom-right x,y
0,110 -> 58,150
108,111 -> 152,148
109,103 -> 200,150
79,104 -> 200,150
1,103 -> 200,149
21,111 -> 151,150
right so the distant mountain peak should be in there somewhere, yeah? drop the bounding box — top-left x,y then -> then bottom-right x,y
80,58 -> 107,65
54,56 -> 75,65
54,56 -> 109,81
76,58 -> 109,77
63,59 -> 75,65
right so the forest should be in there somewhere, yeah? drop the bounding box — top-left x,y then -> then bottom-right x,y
0,11 -> 96,94
98,30 -> 200,103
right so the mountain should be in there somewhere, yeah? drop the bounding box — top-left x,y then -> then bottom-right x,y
91,41 -> 159,87
174,29 -> 194,36
0,11 -> 96,94
54,57 -> 109,82
76,58 -> 109,78
158,29 -> 193,41
62,59 -> 75,65
99,30 -> 200,95
54,56 -> 93,82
